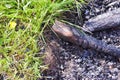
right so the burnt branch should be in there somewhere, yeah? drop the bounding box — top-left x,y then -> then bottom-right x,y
83,8 -> 120,32
52,20 -> 120,57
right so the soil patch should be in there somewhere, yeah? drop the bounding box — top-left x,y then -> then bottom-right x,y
41,0 -> 120,80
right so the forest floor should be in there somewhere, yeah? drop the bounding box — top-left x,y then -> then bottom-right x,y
42,0 -> 120,80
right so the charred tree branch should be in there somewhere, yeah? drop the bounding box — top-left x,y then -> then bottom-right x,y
83,8 -> 120,32
52,20 -> 120,57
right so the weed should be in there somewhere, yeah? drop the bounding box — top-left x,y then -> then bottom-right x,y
0,0 -> 74,79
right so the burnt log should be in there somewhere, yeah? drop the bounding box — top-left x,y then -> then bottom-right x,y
83,8 -> 120,32
52,20 -> 120,57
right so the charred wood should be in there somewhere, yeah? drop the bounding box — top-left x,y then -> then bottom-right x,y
52,20 -> 120,57
83,8 -> 120,32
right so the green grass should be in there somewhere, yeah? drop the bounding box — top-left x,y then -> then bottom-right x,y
0,0 -> 75,80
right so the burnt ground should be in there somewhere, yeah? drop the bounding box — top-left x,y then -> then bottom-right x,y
40,0 -> 120,80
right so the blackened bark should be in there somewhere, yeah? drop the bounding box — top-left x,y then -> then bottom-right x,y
83,8 -> 120,32
52,20 -> 120,57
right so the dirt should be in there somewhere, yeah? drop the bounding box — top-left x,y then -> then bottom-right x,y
40,0 -> 120,80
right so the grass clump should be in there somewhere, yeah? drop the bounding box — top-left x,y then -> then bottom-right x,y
0,0 -> 74,79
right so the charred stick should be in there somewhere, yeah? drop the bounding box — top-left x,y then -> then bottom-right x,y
52,20 -> 120,57
83,8 -> 120,32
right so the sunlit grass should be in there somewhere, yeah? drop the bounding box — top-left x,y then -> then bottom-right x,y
0,0 -> 74,79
